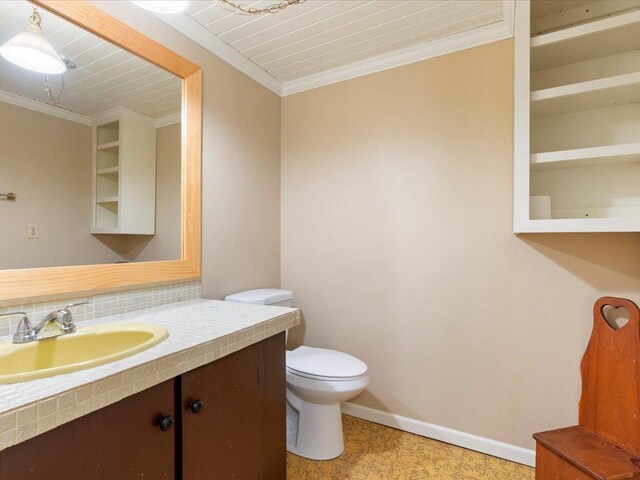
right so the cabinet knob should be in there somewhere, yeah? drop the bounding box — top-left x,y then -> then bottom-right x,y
189,399 -> 204,414
159,415 -> 173,432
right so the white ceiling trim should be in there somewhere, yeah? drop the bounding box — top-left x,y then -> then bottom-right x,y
0,90 -> 91,125
283,1 -> 515,96
153,11 -> 283,95
0,91 -> 181,128
154,111 -> 182,128
154,0 -> 514,98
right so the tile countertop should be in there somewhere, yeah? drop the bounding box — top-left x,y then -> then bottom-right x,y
0,299 -> 300,451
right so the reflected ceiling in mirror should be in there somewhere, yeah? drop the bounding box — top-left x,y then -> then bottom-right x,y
0,0 -> 183,270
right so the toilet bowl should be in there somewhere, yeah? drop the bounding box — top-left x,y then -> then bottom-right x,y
224,289 -> 370,461
286,346 -> 369,460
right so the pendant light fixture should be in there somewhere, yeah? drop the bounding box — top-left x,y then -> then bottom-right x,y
217,0 -> 305,15
131,1 -> 190,14
0,8 -> 66,75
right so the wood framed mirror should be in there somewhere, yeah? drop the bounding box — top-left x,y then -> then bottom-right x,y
0,0 -> 201,306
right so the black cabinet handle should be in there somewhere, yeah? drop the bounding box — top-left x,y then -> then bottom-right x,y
189,399 -> 204,414
159,415 -> 173,432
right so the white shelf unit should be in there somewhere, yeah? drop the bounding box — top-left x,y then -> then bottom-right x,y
97,140 -> 120,151
514,0 -> 640,233
91,112 -> 157,235
531,143 -> 640,170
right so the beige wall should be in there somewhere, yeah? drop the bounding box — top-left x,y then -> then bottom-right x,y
0,102 -> 182,269
96,1 -> 281,300
132,123 -> 182,263
0,102 -> 124,269
281,39 -> 640,450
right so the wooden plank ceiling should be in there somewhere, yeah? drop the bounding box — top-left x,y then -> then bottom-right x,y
184,0 -> 504,82
0,0 -> 181,119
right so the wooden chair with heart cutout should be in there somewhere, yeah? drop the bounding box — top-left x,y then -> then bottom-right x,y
534,297 -> 640,480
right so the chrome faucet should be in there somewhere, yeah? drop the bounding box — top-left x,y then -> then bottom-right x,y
0,302 -> 88,344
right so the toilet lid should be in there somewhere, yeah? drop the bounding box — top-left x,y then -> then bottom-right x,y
286,346 -> 367,379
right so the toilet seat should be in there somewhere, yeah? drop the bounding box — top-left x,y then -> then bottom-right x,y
286,366 -> 368,382
286,346 -> 367,381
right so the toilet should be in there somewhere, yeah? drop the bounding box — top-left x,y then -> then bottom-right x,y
224,289 -> 370,460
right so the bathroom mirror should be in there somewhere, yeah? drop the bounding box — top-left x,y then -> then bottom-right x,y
0,0 -> 202,306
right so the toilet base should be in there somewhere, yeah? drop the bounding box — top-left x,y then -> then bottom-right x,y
286,389 -> 345,460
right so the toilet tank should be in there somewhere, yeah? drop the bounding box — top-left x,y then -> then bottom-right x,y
224,289 -> 294,307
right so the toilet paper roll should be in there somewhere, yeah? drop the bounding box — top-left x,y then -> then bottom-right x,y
530,196 -> 551,220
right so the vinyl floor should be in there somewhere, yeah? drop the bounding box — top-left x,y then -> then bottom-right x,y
287,415 -> 535,480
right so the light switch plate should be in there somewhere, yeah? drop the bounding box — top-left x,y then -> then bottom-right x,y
27,224 -> 39,239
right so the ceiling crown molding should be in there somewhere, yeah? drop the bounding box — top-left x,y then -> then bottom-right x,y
0,90 -> 181,128
282,2 -> 515,96
154,111 -> 182,128
153,0 -> 514,98
0,90 -> 91,125
153,11 -> 282,96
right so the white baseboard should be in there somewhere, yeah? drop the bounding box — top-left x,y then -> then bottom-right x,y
341,402 -> 536,467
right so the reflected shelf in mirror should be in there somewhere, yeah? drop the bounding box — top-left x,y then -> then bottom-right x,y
0,0 -> 201,306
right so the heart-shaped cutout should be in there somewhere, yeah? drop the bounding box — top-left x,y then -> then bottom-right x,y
602,305 -> 630,330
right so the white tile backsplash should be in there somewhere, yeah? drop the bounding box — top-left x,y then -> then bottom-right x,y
0,281 -> 202,337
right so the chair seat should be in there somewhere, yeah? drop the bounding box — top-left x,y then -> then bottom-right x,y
534,426 -> 640,480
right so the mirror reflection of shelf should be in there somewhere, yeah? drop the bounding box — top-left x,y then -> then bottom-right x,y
97,140 -> 120,151
96,196 -> 119,203
94,121 -> 121,231
96,121 -> 119,144
91,111 -> 156,235
96,166 -> 119,176
95,201 -> 118,230
97,150 -> 118,170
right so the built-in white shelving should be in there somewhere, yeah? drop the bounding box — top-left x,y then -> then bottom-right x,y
531,143 -> 640,170
97,140 -> 120,151
514,0 -> 640,233
96,196 -> 119,203
96,166 -> 119,176
91,110 -> 156,235
531,9 -> 640,70
531,72 -> 640,117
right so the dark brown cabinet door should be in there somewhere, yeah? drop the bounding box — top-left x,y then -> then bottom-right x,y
0,333 -> 286,480
261,332 -> 286,480
182,342 -> 263,479
0,379 -> 176,480
181,332 -> 286,480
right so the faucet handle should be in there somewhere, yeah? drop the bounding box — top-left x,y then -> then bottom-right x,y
56,301 -> 89,332
0,312 -> 37,344
0,311 -> 28,320
63,302 -> 89,311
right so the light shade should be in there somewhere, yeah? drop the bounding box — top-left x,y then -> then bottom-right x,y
0,23 -> 65,74
131,1 -> 190,13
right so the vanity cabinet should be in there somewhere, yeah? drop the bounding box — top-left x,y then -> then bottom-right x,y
514,0 -> 640,232
0,380 -> 176,480
0,333 -> 286,480
181,332 -> 286,480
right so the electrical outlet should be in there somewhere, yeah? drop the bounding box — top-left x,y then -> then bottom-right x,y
27,224 -> 39,239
